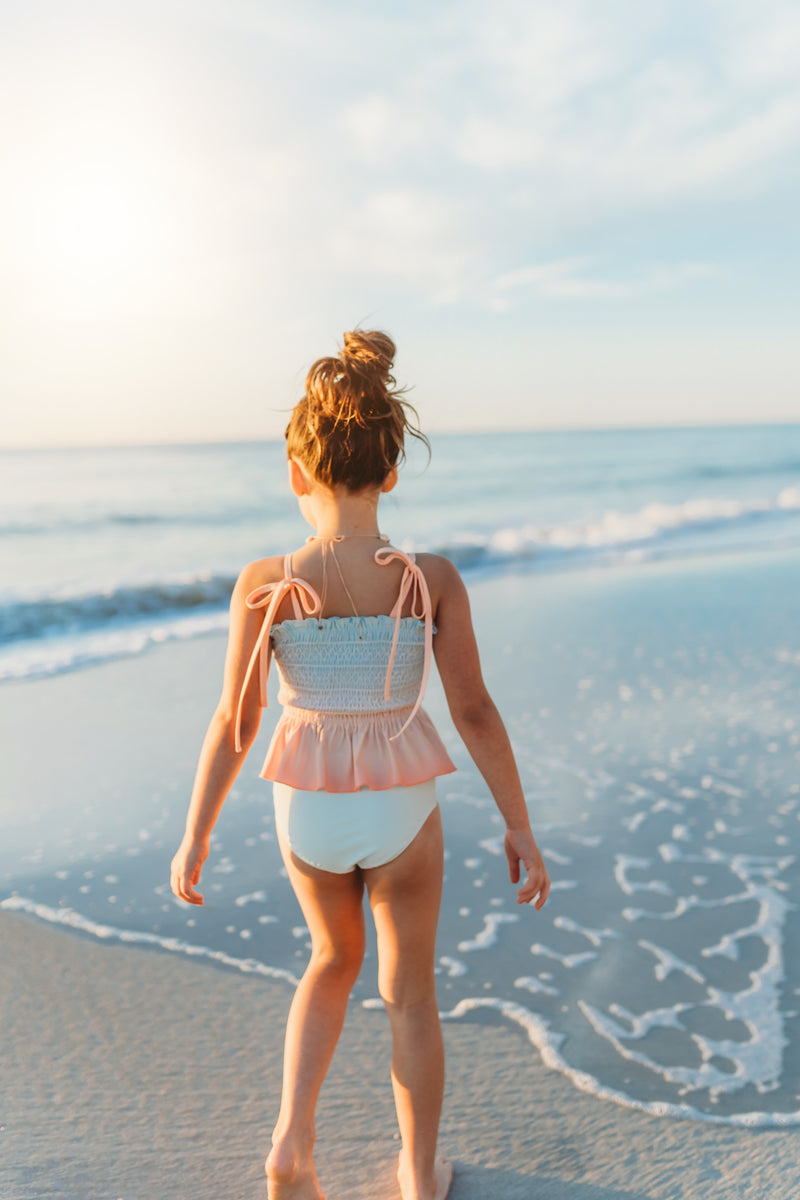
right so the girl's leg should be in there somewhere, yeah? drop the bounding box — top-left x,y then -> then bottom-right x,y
268,832 -> 366,1200
364,808 -> 452,1200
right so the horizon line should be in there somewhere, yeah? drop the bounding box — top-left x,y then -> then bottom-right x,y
3,417 -> 800,453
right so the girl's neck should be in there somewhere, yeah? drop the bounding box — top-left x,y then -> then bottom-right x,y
311,522 -> 382,538
308,531 -> 387,541
306,495 -> 383,541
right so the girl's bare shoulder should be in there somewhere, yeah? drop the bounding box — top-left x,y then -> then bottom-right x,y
232,554 -> 287,601
415,552 -> 464,602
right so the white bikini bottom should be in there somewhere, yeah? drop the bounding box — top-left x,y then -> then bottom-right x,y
272,778 -> 438,874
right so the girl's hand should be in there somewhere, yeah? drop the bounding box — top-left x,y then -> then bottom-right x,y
505,828 -> 550,909
170,835 -> 209,906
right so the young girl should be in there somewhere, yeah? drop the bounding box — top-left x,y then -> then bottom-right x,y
170,330 -> 550,1200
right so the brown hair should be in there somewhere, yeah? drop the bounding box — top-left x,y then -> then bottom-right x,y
285,330 -> 430,491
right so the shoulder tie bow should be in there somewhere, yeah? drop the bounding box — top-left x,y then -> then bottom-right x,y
234,569 -> 320,753
375,546 -> 434,741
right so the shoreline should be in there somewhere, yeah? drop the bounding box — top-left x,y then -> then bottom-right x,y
5,891 -> 796,1132
5,535 -> 800,688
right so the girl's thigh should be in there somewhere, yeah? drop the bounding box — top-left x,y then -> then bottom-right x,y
277,829 -> 366,963
363,807 -> 444,1002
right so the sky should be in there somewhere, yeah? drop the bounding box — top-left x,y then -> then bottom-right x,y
1,0 -> 799,446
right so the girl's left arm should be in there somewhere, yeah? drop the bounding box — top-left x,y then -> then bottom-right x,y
425,554 -> 550,909
170,561 -> 273,905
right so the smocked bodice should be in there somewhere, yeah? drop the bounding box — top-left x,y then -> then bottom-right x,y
270,614 -> 427,712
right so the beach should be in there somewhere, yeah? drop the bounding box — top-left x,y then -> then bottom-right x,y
3,546 -> 800,1197
2,909 -> 796,1200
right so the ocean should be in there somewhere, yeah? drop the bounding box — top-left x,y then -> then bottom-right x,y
3,425 -> 800,682
3,424 -> 800,1130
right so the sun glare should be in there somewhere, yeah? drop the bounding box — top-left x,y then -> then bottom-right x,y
46,176 -> 146,276
9,65 -> 188,317
23,150 -> 168,310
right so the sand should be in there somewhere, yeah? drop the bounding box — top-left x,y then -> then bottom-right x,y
1,911 -> 796,1200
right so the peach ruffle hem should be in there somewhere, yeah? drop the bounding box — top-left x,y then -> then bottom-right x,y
260,703 -> 456,793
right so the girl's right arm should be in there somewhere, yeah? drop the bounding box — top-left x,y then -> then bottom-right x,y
170,558 -> 279,905
428,556 -> 551,909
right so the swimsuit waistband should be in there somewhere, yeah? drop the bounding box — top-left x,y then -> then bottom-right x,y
278,703 -> 415,728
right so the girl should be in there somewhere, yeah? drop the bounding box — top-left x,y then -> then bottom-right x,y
170,330 -> 550,1200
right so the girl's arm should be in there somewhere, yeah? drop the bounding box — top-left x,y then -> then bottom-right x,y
170,561 -> 275,905
428,557 -> 551,909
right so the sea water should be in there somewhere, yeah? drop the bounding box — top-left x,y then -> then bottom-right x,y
2,425 -> 800,1126
3,426 -> 800,682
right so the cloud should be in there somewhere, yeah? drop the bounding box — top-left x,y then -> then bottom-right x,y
328,187 -> 476,305
324,0 -> 800,275
714,0 -> 800,85
563,88 -> 800,203
487,257 -> 720,308
444,1 -> 800,207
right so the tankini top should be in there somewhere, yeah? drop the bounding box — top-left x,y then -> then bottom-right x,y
234,545 -> 457,792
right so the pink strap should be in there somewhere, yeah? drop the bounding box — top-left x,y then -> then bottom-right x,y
234,569 -> 320,753
375,547 -> 433,741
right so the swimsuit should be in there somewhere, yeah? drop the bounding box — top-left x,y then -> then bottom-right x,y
272,779 -> 439,874
234,544 -> 456,872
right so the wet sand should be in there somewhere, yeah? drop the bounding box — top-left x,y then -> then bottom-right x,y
1,910 -> 796,1200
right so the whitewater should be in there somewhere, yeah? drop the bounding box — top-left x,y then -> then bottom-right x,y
3,425 -> 800,681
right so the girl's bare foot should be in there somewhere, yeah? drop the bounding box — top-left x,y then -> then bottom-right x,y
397,1152 -> 453,1200
265,1141 -> 325,1200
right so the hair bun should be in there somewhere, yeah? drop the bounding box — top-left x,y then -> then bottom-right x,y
286,328 -> 429,491
340,330 -> 395,384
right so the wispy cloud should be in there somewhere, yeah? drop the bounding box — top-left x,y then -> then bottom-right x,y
717,0 -> 800,86
442,1 -> 800,205
327,0 -> 800,292
488,258 -> 720,308
328,187 -> 475,306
